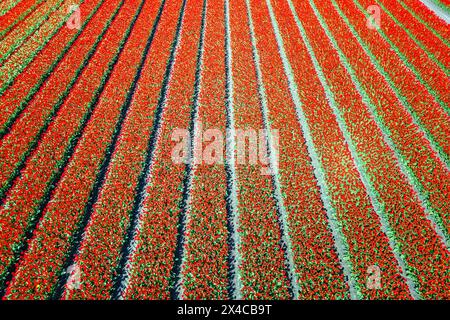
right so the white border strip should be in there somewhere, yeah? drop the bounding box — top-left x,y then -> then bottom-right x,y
224,0 -> 243,300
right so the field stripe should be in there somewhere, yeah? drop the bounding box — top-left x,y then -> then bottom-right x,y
111,0 -> 188,299
0,0 -> 22,16
401,0 -> 450,40
169,0 -> 207,300
309,0 -> 450,299
0,0 -> 67,66
264,0 -> 361,300
0,0 -> 87,97
375,0 -> 450,75
45,0 -> 155,299
3,1 -> 145,299
314,0 -> 450,249
397,0 -> 450,46
222,0 -> 242,300
271,0 -> 422,299
289,0 -> 421,299
248,0 -> 349,299
353,0 -> 450,117
0,0 -> 124,296
328,0 -> 450,250
227,0 -> 293,299
120,0 -> 204,299
60,0 -> 186,300
0,0 -> 102,130
246,0 -> 300,299
0,0 -> 67,65
375,0 -> 449,71
0,0 -> 44,41
335,0 -> 450,168
0,1 -> 113,202
181,0 -> 230,299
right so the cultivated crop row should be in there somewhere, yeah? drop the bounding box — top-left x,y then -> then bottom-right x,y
0,0 -> 448,300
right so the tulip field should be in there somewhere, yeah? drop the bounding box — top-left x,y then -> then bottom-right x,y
0,0 -> 449,300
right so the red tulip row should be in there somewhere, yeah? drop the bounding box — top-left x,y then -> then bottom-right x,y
400,0 -> 450,40
0,0 -> 22,15
0,0 -> 101,133
63,0 -> 184,299
0,0 -> 42,40
0,0 -> 124,295
269,0 -> 412,299
395,0 -> 450,58
353,0 -> 450,116
375,0 -> 449,68
0,0 -> 86,97
3,0 -> 159,300
122,0 -> 204,300
248,0 -> 350,300
369,0 -> 450,75
181,0 -> 230,300
227,0 -> 291,300
298,0 -> 450,299
0,0 -> 66,65
329,0 -> 450,246
431,0 -> 450,8
0,0 -> 111,195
